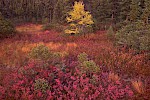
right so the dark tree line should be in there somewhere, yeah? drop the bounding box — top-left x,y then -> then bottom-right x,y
0,0 -> 150,25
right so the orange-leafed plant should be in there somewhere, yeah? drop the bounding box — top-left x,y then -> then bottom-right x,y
131,79 -> 145,94
108,72 -> 120,82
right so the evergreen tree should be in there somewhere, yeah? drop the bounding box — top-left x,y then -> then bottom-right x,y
110,0 -> 121,24
141,0 -> 150,24
0,0 -> 148,26
0,13 -> 15,38
90,0 -> 111,23
129,0 -> 140,21
119,0 -> 132,21
52,0 -> 72,24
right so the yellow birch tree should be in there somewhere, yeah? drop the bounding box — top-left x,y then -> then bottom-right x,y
65,1 -> 94,34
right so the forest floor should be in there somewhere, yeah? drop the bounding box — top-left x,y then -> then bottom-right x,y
0,23 -> 114,65
0,24 -> 149,77
0,24 -> 150,99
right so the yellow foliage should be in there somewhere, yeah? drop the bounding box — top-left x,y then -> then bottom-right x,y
65,1 -> 94,34
70,23 -> 76,27
65,28 -> 79,34
67,1 -> 94,25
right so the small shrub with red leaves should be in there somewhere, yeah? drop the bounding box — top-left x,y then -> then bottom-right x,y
0,58 -> 135,100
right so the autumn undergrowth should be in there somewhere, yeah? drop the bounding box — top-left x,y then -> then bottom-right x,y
0,52 -> 135,100
0,24 -> 149,99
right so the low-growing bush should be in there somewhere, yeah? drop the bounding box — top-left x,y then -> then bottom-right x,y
0,14 -> 15,38
52,52 -> 63,65
34,78 -> 50,93
77,52 -> 88,63
81,60 -> 100,75
98,49 -> 150,77
139,34 -> 150,51
107,25 -> 115,40
29,44 -> 52,60
0,42 -> 29,67
0,59 -> 134,100
115,20 -> 150,52
115,20 -> 130,30
77,53 -> 100,76
131,79 -> 145,94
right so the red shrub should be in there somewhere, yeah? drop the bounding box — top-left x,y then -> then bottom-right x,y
0,60 -> 134,100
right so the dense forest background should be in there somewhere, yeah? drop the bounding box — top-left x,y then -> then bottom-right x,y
0,0 -> 150,27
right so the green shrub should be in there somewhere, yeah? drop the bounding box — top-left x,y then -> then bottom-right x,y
77,53 -> 100,74
52,52 -> 62,65
115,20 -> 150,52
77,52 -> 88,63
107,25 -> 114,40
139,34 -> 150,51
34,78 -> 50,92
115,20 -> 130,30
29,44 -> 51,60
0,15 -> 15,38
81,60 -> 100,74
18,66 -> 37,75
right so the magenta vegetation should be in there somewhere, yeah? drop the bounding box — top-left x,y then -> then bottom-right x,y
0,59 -> 134,100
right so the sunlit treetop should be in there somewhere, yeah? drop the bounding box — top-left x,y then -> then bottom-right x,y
66,1 -> 94,26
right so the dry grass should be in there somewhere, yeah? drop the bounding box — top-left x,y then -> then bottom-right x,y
16,24 -> 42,33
